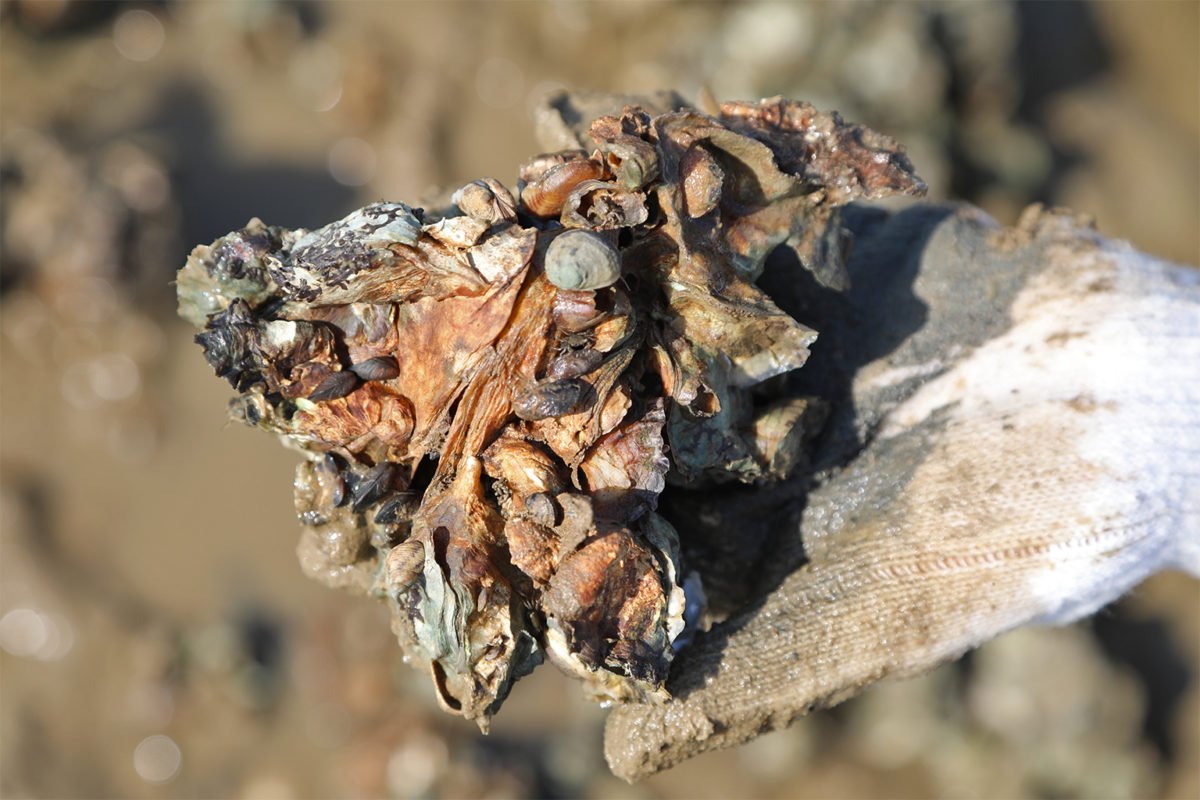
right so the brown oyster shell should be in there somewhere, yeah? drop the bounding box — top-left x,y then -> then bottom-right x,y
178,96 -> 923,728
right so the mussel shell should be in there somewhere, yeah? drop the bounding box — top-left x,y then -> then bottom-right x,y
374,493 -> 418,525
513,378 -> 595,421
349,462 -> 397,512
307,370 -> 359,402
521,158 -> 605,218
350,355 -> 400,382
545,348 -> 603,381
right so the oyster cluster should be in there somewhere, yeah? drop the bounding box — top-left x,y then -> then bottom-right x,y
177,98 -> 923,728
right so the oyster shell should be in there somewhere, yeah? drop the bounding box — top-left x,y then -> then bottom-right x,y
177,96 -> 924,728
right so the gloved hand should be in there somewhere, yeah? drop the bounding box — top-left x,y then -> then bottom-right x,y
603,203 -> 1200,780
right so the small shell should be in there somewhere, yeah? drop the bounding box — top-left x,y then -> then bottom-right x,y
525,492 -> 561,527
560,180 -> 648,230
307,370 -> 359,402
350,355 -> 400,382
452,178 -> 517,224
229,391 -> 271,427
597,138 -> 659,191
315,454 -> 347,509
371,492 -> 417,549
519,150 -> 587,181
591,313 -> 632,354
513,378 -> 594,421
350,462 -> 397,512
545,348 -> 603,381
681,145 -> 724,218
552,289 -> 604,333
424,216 -> 490,249
544,230 -> 621,291
521,159 -> 605,218
749,397 -> 819,480
374,493 -> 418,525
385,540 -> 425,596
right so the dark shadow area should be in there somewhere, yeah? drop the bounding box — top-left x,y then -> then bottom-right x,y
663,203 -> 953,697
1091,604 -> 1192,761
659,472 -> 810,618
773,203 -> 950,470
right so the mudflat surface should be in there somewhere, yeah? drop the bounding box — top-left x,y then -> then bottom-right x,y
2,2 -> 1196,798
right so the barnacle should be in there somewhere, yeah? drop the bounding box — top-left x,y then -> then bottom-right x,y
177,96 -> 923,728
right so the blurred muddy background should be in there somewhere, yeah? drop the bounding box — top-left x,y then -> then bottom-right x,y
1,1 -> 1197,798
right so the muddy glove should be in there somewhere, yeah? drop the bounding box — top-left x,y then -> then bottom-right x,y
604,203 -> 1200,780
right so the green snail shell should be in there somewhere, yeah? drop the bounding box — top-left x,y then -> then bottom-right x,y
544,230 -> 621,291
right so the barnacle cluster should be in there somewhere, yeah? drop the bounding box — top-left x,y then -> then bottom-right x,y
177,97 -> 923,728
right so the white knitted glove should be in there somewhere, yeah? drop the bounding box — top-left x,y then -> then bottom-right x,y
605,204 -> 1200,780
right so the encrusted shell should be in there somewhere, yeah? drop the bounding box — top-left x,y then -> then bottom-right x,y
681,145 -> 724,218
544,230 -> 620,291
349,462 -> 397,511
385,539 -> 425,597
452,178 -> 517,224
560,180 -> 648,230
597,137 -> 659,190
181,95 -> 929,726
